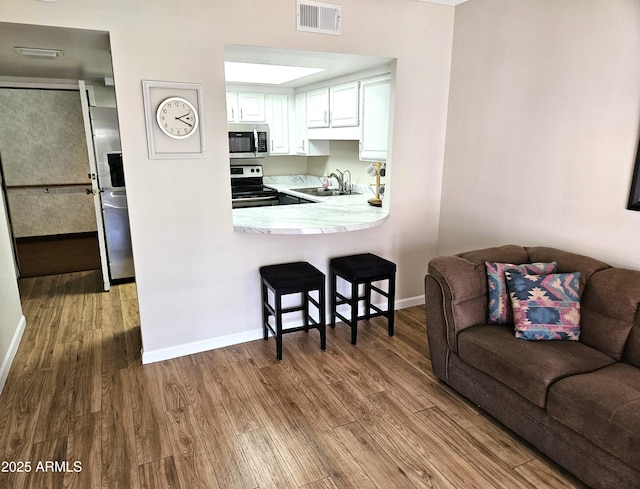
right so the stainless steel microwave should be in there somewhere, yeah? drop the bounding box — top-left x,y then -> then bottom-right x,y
228,123 -> 270,159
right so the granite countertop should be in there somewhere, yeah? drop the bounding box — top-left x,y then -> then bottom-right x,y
233,175 -> 389,234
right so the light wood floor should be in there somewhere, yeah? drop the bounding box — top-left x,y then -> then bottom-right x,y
0,270 -> 588,489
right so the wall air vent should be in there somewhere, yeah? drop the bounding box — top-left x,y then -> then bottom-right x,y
297,0 -> 341,35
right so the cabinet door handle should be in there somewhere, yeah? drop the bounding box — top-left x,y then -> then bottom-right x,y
324,110 -> 327,125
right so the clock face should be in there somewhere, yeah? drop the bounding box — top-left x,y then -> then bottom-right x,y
156,97 -> 199,139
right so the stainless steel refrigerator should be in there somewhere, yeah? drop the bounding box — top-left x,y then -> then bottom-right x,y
90,107 -> 135,282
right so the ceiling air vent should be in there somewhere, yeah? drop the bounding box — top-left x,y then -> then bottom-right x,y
297,0 -> 341,35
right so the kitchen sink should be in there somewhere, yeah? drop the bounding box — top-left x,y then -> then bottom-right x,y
292,187 -> 360,197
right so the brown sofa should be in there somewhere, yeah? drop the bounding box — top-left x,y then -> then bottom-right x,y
424,245 -> 640,489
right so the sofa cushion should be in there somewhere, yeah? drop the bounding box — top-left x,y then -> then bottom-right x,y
457,324 -> 615,408
581,268 -> 640,361
506,270 -> 581,341
458,244 -> 529,267
486,261 -> 557,325
547,363 -> 640,469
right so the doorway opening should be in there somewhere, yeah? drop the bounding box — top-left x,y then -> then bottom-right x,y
0,87 -> 102,278
0,22 -> 135,291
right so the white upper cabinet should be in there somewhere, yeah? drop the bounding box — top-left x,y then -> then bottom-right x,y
295,92 -> 307,154
237,92 -> 266,122
305,81 -> 360,129
306,87 -> 329,128
295,92 -> 330,156
226,92 -> 238,122
226,92 -> 266,122
225,70 -> 390,157
265,93 -> 289,155
329,81 -> 359,127
359,74 -> 391,161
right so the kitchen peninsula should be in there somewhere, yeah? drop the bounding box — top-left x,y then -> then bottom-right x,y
233,176 -> 389,234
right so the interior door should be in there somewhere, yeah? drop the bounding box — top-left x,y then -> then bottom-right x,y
79,80 -> 110,292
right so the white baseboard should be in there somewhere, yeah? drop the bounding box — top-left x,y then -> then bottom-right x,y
142,327 -> 265,364
0,315 -> 26,394
141,295 -> 425,364
396,295 -> 425,309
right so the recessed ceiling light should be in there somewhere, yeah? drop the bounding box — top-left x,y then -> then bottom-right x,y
14,47 -> 64,58
224,61 -> 325,85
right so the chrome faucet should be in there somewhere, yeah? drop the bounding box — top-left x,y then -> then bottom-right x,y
328,169 -> 353,193
343,170 -> 352,193
328,170 -> 344,191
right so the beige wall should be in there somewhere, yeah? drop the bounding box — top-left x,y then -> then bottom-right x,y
439,0 -> 640,267
0,89 -> 96,237
307,140 -> 376,187
261,154 -> 309,176
0,89 -> 88,185
0,0 -> 454,360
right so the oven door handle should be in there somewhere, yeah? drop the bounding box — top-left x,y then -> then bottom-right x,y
253,128 -> 258,156
232,196 -> 277,202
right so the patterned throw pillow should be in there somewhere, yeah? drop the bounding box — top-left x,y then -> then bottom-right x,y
485,261 -> 557,325
505,270 -> 581,341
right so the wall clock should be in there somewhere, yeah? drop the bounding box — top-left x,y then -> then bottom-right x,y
156,96 -> 199,139
142,81 -> 206,159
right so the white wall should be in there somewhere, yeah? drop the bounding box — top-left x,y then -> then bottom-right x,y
0,0 -> 454,361
0,172 -> 25,393
439,0 -> 640,268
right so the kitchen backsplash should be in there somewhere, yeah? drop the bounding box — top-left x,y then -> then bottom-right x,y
263,174 -> 375,196
262,140 -> 379,190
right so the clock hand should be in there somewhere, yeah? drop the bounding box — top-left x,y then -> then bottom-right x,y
174,115 -> 193,127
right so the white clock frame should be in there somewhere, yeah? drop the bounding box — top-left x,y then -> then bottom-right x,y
142,80 -> 206,159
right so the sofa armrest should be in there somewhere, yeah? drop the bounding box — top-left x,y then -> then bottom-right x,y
426,255 -> 488,356
425,274 -> 450,381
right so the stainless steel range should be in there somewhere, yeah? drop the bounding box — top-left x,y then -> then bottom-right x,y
230,165 -> 279,208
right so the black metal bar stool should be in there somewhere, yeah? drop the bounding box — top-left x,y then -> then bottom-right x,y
260,261 -> 326,360
329,253 -> 396,345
